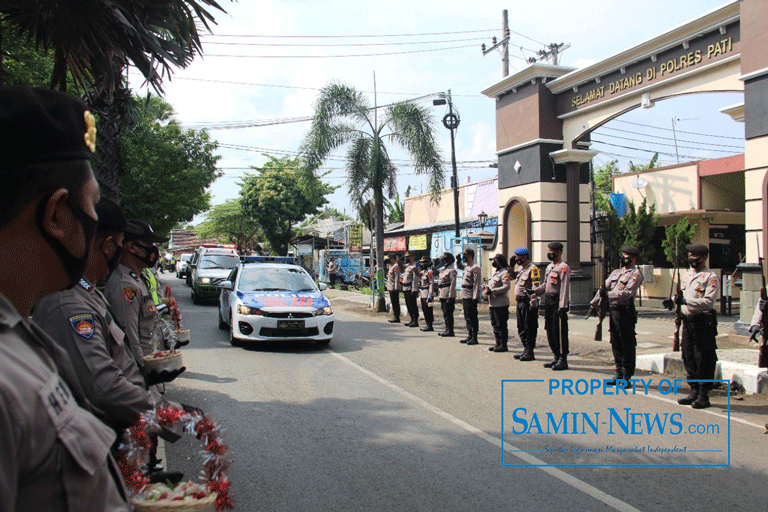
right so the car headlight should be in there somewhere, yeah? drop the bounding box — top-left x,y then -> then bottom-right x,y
199,277 -> 211,285
314,306 -> 333,316
237,304 -> 263,315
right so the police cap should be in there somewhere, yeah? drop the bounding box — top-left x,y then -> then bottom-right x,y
490,253 -> 508,268
0,87 -> 95,170
124,219 -> 169,244
513,247 -> 530,257
620,246 -> 640,257
463,247 -> 475,258
686,243 -> 709,256
419,256 -> 431,265
547,242 -> 563,252
95,198 -> 126,232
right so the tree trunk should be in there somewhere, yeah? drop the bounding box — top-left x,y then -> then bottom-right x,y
374,187 -> 387,312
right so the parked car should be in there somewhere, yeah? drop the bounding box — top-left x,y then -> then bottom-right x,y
190,245 -> 240,304
218,262 -> 334,346
176,253 -> 193,279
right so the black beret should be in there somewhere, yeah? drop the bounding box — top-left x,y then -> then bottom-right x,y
548,242 -> 563,251
124,219 -> 169,243
490,253 -> 508,268
0,87 -> 95,170
620,246 -> 639,257
686,243 -> 709,256
95,198 -> 126,232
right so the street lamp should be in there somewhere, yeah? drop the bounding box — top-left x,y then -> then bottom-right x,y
433,90 -> 460,238
478,211 -> 488,229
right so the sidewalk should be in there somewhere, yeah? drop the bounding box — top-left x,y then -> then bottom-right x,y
325,289 -> 768,395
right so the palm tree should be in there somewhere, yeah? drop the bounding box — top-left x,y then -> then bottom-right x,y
0,0 -> 226,202
301,82 -> 444,312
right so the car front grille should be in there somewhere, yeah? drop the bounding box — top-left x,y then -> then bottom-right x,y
259,327 -> 320,338
262,312 -> 313,319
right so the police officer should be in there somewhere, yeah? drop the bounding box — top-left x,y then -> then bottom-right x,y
419,257 -> 438,332
105,220 -> 169,360
401,252 -> 421,327
675,244 -> 719,409
458,248 -> 482,345
0,86 -> 129,510
535,242 -> 570,371
33,199 -> 186,430
437,252 -> 458,337
604,246 -> 644,384
327,256 -> 338,288
484,254 -> 511,352
511,248 -> 540,361
386,254 -> 402,323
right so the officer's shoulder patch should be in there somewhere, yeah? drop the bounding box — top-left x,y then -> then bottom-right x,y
123,287 -> 138,304
78,279 -> 92,292
531,266 -> 540,278
69,314 -> 95,339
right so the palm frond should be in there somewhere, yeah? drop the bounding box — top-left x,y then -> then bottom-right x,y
385,101 -> 444,200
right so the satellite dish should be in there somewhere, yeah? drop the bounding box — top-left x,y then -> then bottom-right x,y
630,176 -> 648,189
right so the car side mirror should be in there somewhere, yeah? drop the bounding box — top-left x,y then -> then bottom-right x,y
318,282 -> 328,291
219,281 -> 233,290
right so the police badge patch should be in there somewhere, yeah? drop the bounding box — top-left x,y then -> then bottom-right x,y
123,287 -> 137,303
69,314 -> 95,339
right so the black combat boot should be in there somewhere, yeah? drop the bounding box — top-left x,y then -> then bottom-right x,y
466,331 -> 479,345
494,338 -> 508,352
691,387 -> 711,409
489,332 -> 501,351
552,355 -> 568,371
439,318 -> 455,337
677,383 -> 698,405
606,370 -> 623,386
420,324 -> 434,332
543,356 -> 560,368
388,316 -> 400,323
519,346 -> 535,361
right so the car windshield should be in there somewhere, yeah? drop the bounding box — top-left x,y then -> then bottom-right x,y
238,267 -> 317,292
198,255 -> 240,269
181,254 -> 192,262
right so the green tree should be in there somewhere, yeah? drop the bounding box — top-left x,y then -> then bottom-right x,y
593,160 -> 620,212
120,96 -> 220,237
301,82 -> 443,311
621,198 -> 659,264
0,1 -> 227,203
0,20 -> 56,87
196,198 -> 262,254
662,217 -> 697,267
386,192 -> 405,223
241,155 -> 335,256
628,153 -> 659,174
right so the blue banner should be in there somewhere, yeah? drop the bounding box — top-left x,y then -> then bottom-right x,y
610,193 -> 626,218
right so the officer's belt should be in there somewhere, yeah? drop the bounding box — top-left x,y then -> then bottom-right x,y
516,295 -> 529,301
438,284 -> 451,288
682,311 -> 715,322
609,304 -> 633,311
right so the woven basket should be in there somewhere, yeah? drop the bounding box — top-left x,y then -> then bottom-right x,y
130,492 -> 217,512
143,351 -> 184,374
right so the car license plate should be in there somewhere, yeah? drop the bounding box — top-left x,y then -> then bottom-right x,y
277,320 -> 304,329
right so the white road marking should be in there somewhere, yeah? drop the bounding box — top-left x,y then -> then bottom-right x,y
328,350 -> 643,512
642,392 -> 765,429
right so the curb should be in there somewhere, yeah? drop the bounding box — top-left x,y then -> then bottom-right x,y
637,352 -> 768,395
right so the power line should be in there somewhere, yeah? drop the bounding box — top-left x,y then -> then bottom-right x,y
202,36 -> 488,47
507,28 -> 546,47
591,139 -> 712,161
596,126 -> 744,150
203,43 -> 478,59
203,29 -> 497,39
592,132 -> 742,154
176,77 -> 484,97
613,119 -> 742,140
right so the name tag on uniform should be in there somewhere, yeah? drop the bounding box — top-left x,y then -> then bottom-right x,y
39,373 -> 77,426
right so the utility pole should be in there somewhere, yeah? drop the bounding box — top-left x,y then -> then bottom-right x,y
433,91 -> 461,237
537,43 -> 570,65
671,117 -> 680,164
481,10 -> 511,78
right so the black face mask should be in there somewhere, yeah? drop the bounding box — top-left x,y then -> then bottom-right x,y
515,258 -> 525,266
492,261 -> 499,269
131,242 -> 159,268
100,237 -> 123,277
37,194 -> 98,290
621,256 -> 632,267
547,252 -> 556,261
688,257 -> 703,269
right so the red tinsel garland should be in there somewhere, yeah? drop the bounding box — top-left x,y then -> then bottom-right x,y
118,405 -> 234,510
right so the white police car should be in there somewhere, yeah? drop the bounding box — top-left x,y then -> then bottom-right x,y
218,262 -> 334,346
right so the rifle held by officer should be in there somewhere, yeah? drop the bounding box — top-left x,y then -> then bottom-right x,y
757,236 -> 768,367
588,287 -> 608,341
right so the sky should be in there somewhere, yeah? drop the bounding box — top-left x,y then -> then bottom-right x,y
130,0 -> 742,224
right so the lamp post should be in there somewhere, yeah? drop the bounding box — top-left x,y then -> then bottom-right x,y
433,91 -> 460,238
478,211 -> 488,230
